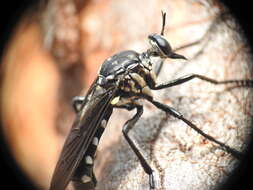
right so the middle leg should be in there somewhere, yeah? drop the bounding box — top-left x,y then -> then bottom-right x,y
145,98 -> 243,160
121,104 -> 155,189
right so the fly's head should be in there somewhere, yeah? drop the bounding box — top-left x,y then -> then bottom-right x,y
147,11 -> 187,60
148,34 -> 186,60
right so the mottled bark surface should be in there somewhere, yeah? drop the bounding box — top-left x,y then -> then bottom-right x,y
1,0 -> 252,190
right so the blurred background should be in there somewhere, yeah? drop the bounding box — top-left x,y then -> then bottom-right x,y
0,0 -> 253,190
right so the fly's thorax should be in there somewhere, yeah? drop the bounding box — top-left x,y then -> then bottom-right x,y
139,52 -> 152,70
117,70 -> 153,98
108,65 -> 155,107
99,50 -> 140,77
139,53 -> 157,85
97,49 -> 157,99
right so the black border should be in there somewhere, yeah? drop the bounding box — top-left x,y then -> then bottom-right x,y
218,1 -> 253,189
0,1 -> 39,190
0,1 -> 252,190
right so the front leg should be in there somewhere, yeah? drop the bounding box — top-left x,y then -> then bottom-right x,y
153,59 -> 164,76
154,40 -> 202,77
121,105 -> 155,190
151,73 -> 253,90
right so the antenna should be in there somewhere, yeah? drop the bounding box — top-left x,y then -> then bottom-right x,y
160,11 -> 166,35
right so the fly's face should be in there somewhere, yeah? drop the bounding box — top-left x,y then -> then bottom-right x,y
148,34 -> 187,60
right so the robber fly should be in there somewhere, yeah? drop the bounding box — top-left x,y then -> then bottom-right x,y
50,12 -> 252,190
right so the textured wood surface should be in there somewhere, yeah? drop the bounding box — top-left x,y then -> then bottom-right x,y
1,0 -> 252,190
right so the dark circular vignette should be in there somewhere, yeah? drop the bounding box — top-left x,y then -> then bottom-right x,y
0,2 -> 40,190
219,1 -> 253,190
0,1 -> 252,190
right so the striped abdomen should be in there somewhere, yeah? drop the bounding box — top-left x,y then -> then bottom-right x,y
72,107 -> 113,189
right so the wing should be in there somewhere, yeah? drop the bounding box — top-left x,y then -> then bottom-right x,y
50,80 -> 117,190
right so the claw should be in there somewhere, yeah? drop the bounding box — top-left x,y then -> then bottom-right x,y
149,171 -> 155,190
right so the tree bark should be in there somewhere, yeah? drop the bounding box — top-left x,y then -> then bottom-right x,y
1,0 -> 252,190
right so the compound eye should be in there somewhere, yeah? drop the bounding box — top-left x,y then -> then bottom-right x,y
148,34 -> 172,57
